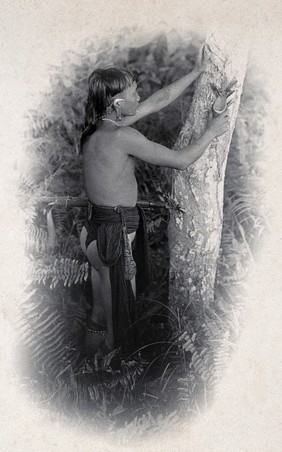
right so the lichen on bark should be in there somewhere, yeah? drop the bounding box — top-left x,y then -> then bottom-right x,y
168,35 -> 247,310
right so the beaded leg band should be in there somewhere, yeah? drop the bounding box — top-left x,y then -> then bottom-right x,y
86,321 -> 107,336
86,327 -> 107,336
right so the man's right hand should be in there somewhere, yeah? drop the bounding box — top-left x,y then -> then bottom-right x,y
208,110 -> 230,138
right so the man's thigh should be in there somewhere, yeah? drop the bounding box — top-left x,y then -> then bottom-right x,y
86,240 -> 106,274
82,227 -> 136,272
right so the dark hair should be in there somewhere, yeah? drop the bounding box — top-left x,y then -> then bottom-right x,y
80,67 -> 136,148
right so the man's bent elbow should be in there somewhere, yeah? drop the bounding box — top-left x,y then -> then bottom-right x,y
173,151 -> 191,170
174,160 -> 188,171
177,164 -> 187,171
171,163 -> 187,171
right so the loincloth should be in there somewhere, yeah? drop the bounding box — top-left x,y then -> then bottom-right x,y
84,202 -> 150,355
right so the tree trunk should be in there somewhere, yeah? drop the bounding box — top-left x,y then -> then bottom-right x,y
168,35 -> 247,311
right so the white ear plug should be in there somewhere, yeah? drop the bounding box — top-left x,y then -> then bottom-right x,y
113,98 -> 124,107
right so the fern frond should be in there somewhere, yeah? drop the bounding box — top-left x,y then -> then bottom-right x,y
26,224 -> 49,254
20,303 -> 75,379
29,256 -> 89,288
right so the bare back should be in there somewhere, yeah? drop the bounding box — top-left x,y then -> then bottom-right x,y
83,125 -> 138,207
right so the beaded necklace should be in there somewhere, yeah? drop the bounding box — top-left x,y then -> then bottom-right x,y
101,118 -> 120,126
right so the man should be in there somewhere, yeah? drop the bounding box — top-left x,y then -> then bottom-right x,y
80,45 -> 230,356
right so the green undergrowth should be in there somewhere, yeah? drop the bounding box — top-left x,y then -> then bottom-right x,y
18,30 -> 269,437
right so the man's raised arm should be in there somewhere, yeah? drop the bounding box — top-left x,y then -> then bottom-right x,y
123,45 -> 208,126
118,110 -> 229,170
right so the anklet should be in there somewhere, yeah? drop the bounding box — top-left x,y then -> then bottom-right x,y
86,327 -> 107,336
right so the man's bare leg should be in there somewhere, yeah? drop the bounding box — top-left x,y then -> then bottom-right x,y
81,227 -> 137,354
84,239 -> 114,353
80,227 -> 108,353
83,267 -> 107,353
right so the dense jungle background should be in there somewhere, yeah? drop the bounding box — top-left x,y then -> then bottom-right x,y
18,30 -> 268,437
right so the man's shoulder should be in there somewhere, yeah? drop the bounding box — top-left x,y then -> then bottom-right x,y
116,126 -> 145,144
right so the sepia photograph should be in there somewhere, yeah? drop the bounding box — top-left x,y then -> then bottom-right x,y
1,1 -> 282,451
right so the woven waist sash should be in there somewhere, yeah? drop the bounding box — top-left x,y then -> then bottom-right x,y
84,202 -> 150,355
86,203 -> 140,280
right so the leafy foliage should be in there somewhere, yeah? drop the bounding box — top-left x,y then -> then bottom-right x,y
18,30 -> 268,436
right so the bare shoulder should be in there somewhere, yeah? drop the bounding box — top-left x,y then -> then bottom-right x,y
82,130 -> 98,153
116,126 -> 147,147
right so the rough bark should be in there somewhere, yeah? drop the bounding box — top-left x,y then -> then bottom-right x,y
168,35 -> 247,310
